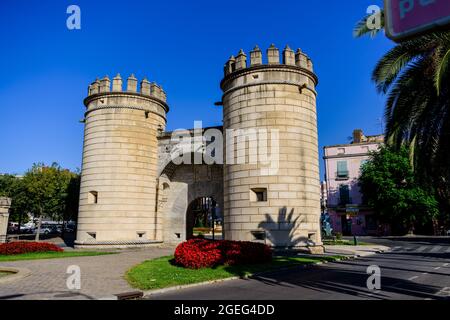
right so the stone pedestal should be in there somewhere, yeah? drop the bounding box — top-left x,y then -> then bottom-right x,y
0,198 -> 12,243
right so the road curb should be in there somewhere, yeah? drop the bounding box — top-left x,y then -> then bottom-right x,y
0,266 -> 32,284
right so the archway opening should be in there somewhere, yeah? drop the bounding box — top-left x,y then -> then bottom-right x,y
186,197 -> 223,240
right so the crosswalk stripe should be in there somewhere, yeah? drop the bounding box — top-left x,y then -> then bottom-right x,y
430,246 -> 442,253
415,246 -> 427,252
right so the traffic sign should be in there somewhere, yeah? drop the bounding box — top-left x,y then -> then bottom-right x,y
385,0 -> 450,41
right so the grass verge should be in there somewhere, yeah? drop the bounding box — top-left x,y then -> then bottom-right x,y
0,251 -> 115,262
322,240 -> 373,246
0,271 -> 14,278
126,255 -> 344,291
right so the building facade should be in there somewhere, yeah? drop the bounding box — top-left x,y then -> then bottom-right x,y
75,44 -> 323,251
323,129 -> 384,236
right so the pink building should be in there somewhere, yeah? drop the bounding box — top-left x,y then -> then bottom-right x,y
323,129 -> 384,236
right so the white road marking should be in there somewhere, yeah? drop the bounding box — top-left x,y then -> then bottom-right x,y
444,263 -> 449,267
430,246 -> 442,253
435,287 -> 450,297
434,267 -> 441,270
408,276 -> 419,281
422,272 -> 429,275
392,246 -> 402,251
415,246 -> 427,252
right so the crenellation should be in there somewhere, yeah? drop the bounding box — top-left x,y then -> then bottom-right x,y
235,49 -> 247,70
295,49 -> 308,69
267,43 -> 280,65
99,76 -> 111,93
150,82 -> 161,100
127,74 -> 138,92
112,74 -> 123,92
86,74 -> 167,102
283,45 -> 295,66
140,78 -> 151,95
250,45 -> 262,66
223,45 -> 315,77
224,55 -> 236,75
89,78 -> 100,95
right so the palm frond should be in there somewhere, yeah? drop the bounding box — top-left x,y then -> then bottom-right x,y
434,48 -> 450,95
353,10 -> 385,38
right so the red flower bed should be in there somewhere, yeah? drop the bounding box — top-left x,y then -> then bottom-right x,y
0,241 -> 63,255
174,239 -> 272,269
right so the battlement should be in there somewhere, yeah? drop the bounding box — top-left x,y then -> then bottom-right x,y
87,74 -> 167,103
223,44 -> 314,76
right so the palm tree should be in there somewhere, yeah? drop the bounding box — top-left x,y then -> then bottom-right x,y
354,13 -> 450,227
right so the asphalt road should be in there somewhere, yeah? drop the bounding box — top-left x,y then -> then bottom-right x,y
148,237 -> 450,300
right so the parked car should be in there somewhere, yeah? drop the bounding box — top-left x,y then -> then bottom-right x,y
33,227 -> 53,235
20,225 -> 34,234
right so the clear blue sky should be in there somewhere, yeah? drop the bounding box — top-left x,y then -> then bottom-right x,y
0,0 -> 392,178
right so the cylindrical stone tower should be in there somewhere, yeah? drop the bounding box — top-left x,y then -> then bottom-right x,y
75,74 -> 169,248
221,44 -> 322,251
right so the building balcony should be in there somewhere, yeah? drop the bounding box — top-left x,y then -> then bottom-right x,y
335,171 -> 349,180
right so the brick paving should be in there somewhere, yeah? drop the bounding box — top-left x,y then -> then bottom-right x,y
0,246 -> 175,300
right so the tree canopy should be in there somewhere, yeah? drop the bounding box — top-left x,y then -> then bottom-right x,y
359,146 -> 438,234
0,163 -> 80,229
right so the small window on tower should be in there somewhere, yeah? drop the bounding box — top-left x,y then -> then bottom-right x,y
88,191 -> 98,204
250,188 -> 268,202
137,232 -> 146,239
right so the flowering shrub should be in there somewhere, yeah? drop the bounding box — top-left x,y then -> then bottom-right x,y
220,240 -> 272,266
174,239 -> 222,269
0,241 -> 63,255
174,239 -> 272,269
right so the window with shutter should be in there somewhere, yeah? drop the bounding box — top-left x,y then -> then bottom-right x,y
337,161 -> 349,178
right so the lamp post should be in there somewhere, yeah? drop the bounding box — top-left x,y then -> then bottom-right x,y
211,198 -> 217,241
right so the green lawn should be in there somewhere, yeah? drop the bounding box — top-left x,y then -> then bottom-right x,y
322,239 -> 373,246
0,271 -> 13,278
126,255 -> 344,291
0,251 -> 115,262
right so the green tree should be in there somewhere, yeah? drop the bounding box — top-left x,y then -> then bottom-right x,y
0,164 -> 80,240
0,175 -> 30,226
354,9 -> 450,227
359,146 -> 438,235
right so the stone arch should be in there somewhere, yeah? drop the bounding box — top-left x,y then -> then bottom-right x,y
157,155 -> 223,244
185,196 -> 218,240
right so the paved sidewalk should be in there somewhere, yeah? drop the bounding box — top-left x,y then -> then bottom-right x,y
324,244 -> 390,257
0,246 -> 174,300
